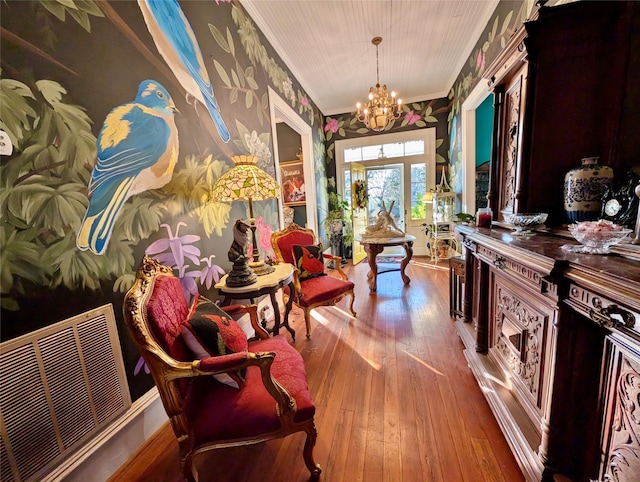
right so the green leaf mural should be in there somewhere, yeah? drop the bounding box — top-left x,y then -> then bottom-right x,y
0,0 -> 330,405
39,0 -> 104,32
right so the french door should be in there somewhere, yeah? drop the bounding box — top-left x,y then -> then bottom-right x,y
335,129 -> 437,259
365,164 -> 405,231
350,163 -> 367,264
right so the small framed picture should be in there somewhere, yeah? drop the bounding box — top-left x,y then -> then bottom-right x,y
280,160 -> 306,206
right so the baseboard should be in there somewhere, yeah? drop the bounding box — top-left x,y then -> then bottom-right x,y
44,387 -> 167,482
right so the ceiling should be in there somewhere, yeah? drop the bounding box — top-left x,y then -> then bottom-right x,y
241,0 -> 500,116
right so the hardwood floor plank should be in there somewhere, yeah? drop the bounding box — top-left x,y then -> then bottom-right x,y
404,345 -> 445,481
399,415 -> 427,482
363,338 -> 386,482
110,258 -> 523,482
471,437 -> 511,482
383,321 -> 402,482
325,408 -> 355,482
344,395 -> 373,482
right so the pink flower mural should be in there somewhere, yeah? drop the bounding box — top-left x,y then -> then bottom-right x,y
324,118 -> 339,133
405,111 -> 421,125
476,50 -> 486,73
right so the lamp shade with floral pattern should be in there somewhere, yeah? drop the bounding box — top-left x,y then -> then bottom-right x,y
211,155 -> 279,211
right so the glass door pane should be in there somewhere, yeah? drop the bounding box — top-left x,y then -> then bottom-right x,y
366,164 -> 404,256
348,164 -> 367,265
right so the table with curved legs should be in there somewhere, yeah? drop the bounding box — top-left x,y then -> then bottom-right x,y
215,263 -> 296,340
356,235 -> 416,292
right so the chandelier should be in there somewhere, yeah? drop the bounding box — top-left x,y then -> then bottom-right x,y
356,36 -> 402,132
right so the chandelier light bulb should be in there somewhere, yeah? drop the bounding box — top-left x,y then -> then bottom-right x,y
354,36 -> 402,132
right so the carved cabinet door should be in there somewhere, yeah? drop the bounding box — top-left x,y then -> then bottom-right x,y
488,269 -> 555,425
492,62 -> 528,222
599,336 -> 640,482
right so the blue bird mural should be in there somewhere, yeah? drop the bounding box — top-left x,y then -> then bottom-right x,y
138,0 -> 231,143
76,79 -> 179,255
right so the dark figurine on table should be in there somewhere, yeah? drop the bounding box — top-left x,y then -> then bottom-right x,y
226,219 -> 257,287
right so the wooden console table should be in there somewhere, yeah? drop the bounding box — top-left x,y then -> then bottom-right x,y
356,235 -> 415,292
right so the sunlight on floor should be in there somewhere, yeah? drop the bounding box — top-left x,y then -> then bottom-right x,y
403,350 -> 445,376
311,308 -> 382,370
410,260 -> 449,271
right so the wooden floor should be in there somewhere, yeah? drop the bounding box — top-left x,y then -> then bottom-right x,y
110,257 -> 524,482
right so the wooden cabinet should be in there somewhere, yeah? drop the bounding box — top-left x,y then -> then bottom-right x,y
564,280 -> 640,481
456,224 -> 640,481
485,1 -> 640,226
463,3 -> 640,477
599,337 -> 640,481
459,228 -> 557,480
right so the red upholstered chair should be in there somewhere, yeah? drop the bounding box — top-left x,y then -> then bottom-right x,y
123,256 -> 321,481
271,223 -> 356,338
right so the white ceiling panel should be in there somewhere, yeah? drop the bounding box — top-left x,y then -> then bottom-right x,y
241,0 -> 500,115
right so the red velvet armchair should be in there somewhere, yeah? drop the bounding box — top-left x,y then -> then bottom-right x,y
123,256 -> 321,481
271,223 -> 356,338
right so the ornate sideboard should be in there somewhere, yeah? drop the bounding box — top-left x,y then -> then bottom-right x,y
456,224 -> 640,482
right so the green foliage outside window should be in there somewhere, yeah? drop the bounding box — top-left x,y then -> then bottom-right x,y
411,194 -> 428,219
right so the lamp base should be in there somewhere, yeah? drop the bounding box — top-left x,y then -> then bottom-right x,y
249,259 -> 275,276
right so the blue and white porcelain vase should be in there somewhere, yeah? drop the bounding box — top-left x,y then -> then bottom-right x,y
563,157 -> 613,223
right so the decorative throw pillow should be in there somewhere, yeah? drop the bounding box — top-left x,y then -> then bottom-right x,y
181,295 -> 248,388
292,244 -> 326,281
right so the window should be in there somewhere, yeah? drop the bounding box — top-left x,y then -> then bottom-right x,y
410,163 -> 427,220
344,139 -> 425,163
343,170 -> 352,209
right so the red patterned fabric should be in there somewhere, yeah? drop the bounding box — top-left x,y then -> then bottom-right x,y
184,295 -> 248,355
291,244 -> 326,280
275,231 -> 315,265
182,295 -> 249,388
295,276 -> 354,307
146,275 -> 191,363
199,352 -> 249,372
184,335 -> 315,444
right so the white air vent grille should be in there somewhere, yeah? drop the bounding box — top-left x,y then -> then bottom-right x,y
0,305 -> 131,482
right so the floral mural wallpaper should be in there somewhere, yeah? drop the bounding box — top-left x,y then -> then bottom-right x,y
323,98 -> 450,195
1,0 -> 571,401
0,0 -> 327,399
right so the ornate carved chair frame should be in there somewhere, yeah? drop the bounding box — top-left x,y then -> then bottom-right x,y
123,256 -> 321,481
271,223 -> 356,338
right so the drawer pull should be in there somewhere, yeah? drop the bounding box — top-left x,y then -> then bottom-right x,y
493,256 -> 506,269
588,304 -> 636,330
